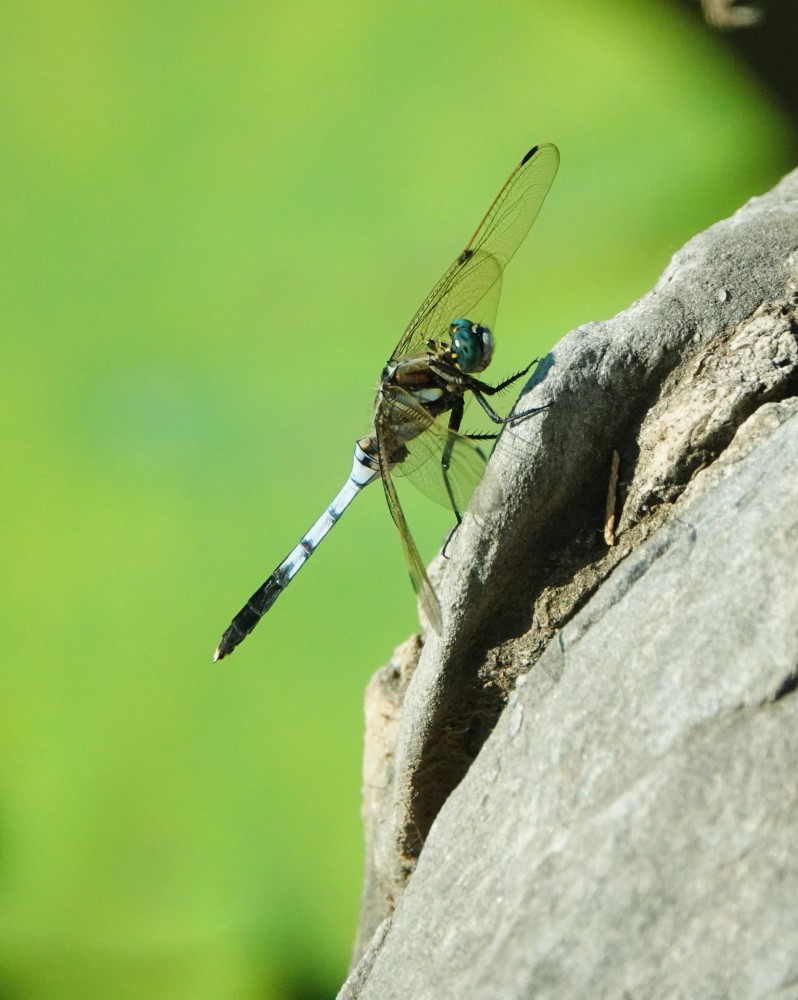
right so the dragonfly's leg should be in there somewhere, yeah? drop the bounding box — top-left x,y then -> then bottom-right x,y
441,398 -> 469,560
441,397 -> 465,524
442,520 -> 460,559
461,357 -> 545,424
441,425 -> 497,558
486,359 -> 538,394
472,390 -> 551,425
467,361 -> 536,398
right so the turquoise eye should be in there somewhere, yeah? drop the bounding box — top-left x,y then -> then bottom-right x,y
450,318 -> 494,373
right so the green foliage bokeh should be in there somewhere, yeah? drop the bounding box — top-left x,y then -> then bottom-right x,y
0,1 -> 791,997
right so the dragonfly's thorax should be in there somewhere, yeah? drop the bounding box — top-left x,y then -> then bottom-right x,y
374,351 -> 464,465
381,353 -> 463,408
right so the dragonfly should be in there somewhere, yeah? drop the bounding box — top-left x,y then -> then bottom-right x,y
214,142 -> 559,661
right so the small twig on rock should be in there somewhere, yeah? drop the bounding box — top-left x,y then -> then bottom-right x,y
604,450 -> 621,547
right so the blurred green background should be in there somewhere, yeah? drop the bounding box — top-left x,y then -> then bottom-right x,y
0,0 -> 793,997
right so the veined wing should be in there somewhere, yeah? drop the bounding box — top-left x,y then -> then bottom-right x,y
378,444 -> 443,633
390,142 -> 560,364
386,387 -> 490,514
375,387 -> 501,634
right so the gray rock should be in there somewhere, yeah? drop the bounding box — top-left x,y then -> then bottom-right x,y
344,167 -> 798,995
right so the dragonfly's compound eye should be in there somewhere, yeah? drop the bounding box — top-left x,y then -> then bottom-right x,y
450,318 -> 494,373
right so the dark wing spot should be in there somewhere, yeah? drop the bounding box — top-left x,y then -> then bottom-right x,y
520,145 -> 539,166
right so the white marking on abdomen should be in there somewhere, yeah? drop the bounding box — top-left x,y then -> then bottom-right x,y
278,442 -> 380,584
413,387 -> 443,403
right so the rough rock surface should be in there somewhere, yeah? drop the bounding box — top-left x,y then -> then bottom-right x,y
344,167 -> 798,995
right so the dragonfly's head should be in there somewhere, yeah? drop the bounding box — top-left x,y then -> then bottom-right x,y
449,318 -> 494,373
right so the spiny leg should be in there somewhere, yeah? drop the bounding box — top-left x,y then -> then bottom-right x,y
440,426 -> 500,558
472,389 -> 551,426
486,359 -> 538,394
461,358 -> 546,425
439,363 -> 548,556
440,396 -> 466,527
441,399 -> 488,558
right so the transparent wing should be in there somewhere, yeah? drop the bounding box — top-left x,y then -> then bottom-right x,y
386,388 -> 489,514
398,427 -> 489,513
374,387 -> 502,634
377,443 -> 443,634
390,250 -> 504,364
390,142 -> 560,363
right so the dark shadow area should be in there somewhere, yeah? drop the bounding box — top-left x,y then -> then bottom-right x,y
672,0 -> 798,140
272,963 -> 343,1000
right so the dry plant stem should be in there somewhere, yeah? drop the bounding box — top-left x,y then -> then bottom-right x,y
604,449 -> 620,547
